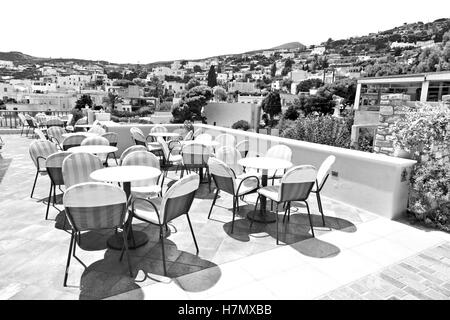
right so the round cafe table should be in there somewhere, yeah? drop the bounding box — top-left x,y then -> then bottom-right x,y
90,165 -> 161,249
62,132 -> 99,139
67,145 -> 118,154
238,157 -> 292,223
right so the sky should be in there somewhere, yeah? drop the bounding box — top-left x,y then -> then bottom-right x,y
2,0 -> 449,64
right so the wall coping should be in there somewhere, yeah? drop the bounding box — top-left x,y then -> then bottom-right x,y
195,123 -> 417,168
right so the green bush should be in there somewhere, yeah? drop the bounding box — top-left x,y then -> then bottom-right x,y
392,104 -> 450,231
231,120 -> 250,131
283,105 -> 299,120
281,115 -> 353,148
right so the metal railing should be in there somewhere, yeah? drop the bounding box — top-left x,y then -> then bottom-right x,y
0,110 -> 71,128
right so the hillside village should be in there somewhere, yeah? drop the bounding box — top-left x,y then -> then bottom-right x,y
0,17 -> 449,114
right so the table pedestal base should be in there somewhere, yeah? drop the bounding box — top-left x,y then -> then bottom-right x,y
247,210 -> 277,223
107,230 -> 149,250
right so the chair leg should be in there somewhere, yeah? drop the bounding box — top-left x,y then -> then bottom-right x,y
30,171 -> 39,198
207,189 -> 219,219
160,226 -> 167,276
276,203 -> 279,245
231,197 -> 236,234
63,231 -> 75,287
316,191 -> 325,226
122,225 -> 133,277
53,183 -> 57,206
250,194 -> 260,230
305,201 -> 315,238
236,195 -> 240,212
186,214 -> 199,254
45,183 -> 53,220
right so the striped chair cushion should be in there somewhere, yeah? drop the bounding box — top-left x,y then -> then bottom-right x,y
119,145 -> 147,164
181,143 -> 211,166
62,134 -> 87,150
64,182 -> 126,231
80,136 -> 109,146
29,140 -> 58,170
122,151 -> 160,188
101,132 -> 118,145
62,153 -> 103,188
47,126 -> 66,144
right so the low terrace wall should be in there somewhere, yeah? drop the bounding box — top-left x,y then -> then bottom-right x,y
194,124 -> 416,220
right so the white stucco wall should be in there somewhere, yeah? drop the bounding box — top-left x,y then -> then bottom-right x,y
204,102 -> 260,129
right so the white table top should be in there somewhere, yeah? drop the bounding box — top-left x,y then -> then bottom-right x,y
62,132 -> 99,138
67,145 -> 118,154
148,132 -> 180,137
238,157 -> 293,171
90,165 -> 161,183
75,124 -> 94,128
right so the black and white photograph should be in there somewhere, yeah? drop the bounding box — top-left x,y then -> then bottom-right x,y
0,0 -> 450,304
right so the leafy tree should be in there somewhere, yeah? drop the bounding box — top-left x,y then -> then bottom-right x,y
103,92 -> 122,110
75,94 -> 93,109
107,71 -> 123,80
171,85 -> 213,123
318,78 -> 358,107
113,79 -> 134,87
186,78 -> 201,90
193,65 -> 202,73
261,91 -> 282,126
296,79 -> 324,94
283,105 -> 299,120
213,86 -> 227,101
207,65 -> 217,87
231,120 -> 250,131
270,63 -> 276,77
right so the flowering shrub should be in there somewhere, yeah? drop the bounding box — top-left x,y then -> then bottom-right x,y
281,115 -> 353,148
392,104 -> 450,231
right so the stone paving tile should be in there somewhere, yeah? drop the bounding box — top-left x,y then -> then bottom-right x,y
317,243 -> 450,300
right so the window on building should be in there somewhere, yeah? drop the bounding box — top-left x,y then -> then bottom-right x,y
427,81 -> 450,102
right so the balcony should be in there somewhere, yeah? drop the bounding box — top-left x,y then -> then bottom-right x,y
0,126 -> 449,300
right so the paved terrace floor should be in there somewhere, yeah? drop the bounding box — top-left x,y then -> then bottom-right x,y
0,134 -> 449,300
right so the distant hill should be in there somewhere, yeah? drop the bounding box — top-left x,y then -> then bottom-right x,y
270,42 -> 306,50
0,51 -> 38,62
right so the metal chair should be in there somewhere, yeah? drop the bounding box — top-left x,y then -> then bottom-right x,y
193,128 -> 202,139
207,158 -> 259,233
265,144 -> 292,184
102,132 -> 119,165
62,152 -> 103,188
47,126 -> 67,149
34,128 -> 47,140
18,113 -> 29,136
29,140 -> 58,198
311,155 -> 336,227
62,182 -> 132,286
215,134 -> 236,148
25,115 -> 39,137
80,136 -> 110,165
62,134 -> 86,151
181,142 -> 212,191
130,127 -> 162,154
158,136 -> 183,187
45,152 -> 71,220
122,150 -> 162,198
119,145 -> 148,165
255,165 -> 317,243
150,125 -> 168,133
130,173 -> 200,276
236,139 -> 249,158
46,118 -> 65,128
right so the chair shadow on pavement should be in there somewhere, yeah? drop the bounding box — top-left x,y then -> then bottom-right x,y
70,227 -> 219,299
220,202 -> 355,258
